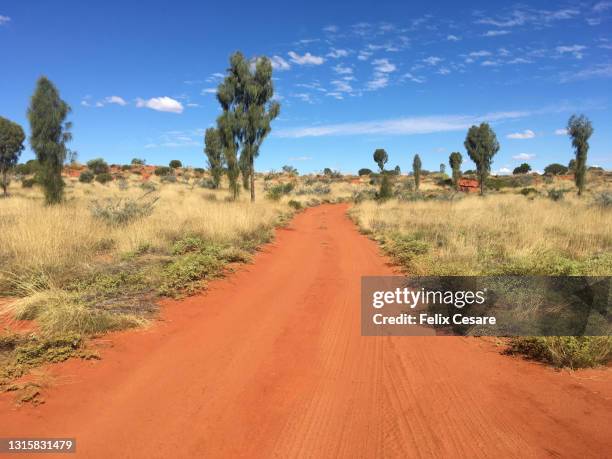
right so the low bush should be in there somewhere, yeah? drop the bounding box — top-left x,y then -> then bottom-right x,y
266,182 -> 294,201
507,336 -> 611,368
21,178 -> 37,188
89,192 -> 158,226
547,189 -> 565,201
288,200 -> 302,210
79,170 -> 95,183
593,191 -> 612,208
154,166 -> 172,176
95,173 -> 113,184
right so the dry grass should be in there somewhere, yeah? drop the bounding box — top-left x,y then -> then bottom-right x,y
351,193 -> 611,275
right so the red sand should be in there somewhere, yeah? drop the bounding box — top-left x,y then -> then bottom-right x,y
1,204 -> 610,458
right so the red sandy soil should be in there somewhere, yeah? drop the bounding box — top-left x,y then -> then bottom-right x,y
1,204 -> 610,458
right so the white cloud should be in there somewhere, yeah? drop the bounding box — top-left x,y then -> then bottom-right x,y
555,128 -> 568,135
323,25 -> 339,33
423,56 -> 443,66
104,95 -> 127,106
447,34 -> 461,41
507,129 -> 535,139
496,167 -> 512,175
292,93 -> 314,103
358,50 -> 373,61
372,58 -> 396,73
136,96 -> 184,114
201,88 -> 217,95
484,30 -> 510,37
366,76 -> 389,90
512,153 -> 535,160
327,48 -> 349,58
402,73 -> 426,83
593,1 -> 612,12
481,60 -> 500,67
437,67 -> 451,75
556,44 -> 586,59
475,8 -> 579,28
288,51 -> 325,65
507,57 -> 532,64
275,110 -> 531,138
331,80 -> 353,93
469,50 -> 492,58
333,64 -> 353,75
560,63 -> 612,82
270,55 -> 291,71
80,100 -> 91,107
0,15 -> 10,25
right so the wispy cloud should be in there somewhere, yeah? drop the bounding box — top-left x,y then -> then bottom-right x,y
288,156 -> 313,161
366,58 -> 397,90
201,88 -> 217,95
275,110 -> 532,138
323,25 -> 339,33
372,58 -> 396,73
556,44 -> 587,59
0,15 -> 10,25
144,129 -> 201,149
555,128 -> 568,135
333,63 -> 353,75
104,95 -> 127,106
270,55 -> 291,71
423,56 -> 443,66
402,73 -> 426,83
475,7 -> 580,28
327,48 -> 349,58
447,34 -> 461,41
560,62 -> 612,82
593,1 -> 612,12
483,30 -> 510,37
512,153 -> 535,160
507,129 -> 535,139
136,96 -> 184,114
288,51 -> 325,65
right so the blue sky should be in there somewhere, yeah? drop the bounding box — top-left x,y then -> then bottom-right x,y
1,0 -> 611,174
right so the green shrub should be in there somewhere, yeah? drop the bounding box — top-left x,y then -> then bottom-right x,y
507,337 -> 611,368
547,189 -> 565,201
169,160 -> 182,169
95,173 -> 112,184
385,234 -> 430,266
154,166 -> 171,176
288,200 -> 302,210
21,177 -> 37,188
86,158 -> 109,175
79,170 -> 95,183
266,182 -> 294,201
160,252 -> 223,295
90,193 -> 158,226
520,187 -> 538,196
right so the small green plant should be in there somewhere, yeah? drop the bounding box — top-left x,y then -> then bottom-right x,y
79,170 -> 95,183
266,182 -> 294,201
95,172 -> 112,184
507,337 -> 611,368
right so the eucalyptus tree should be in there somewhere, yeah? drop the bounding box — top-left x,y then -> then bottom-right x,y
0,116 -> 25,197
566,114 -> 593,196
464,122 -> 500,196
215,52 -> 280,201
27,76 -> 72,204
449,152 -> 462,189
204,127 -> 224,189
412,154 -> 422,191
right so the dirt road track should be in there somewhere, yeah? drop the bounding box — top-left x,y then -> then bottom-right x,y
1,204 -> 611,458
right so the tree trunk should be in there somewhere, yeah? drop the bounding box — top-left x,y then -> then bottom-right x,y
1,170 -> 7,197
479,175 -> 484,196
250,156 -> 255,202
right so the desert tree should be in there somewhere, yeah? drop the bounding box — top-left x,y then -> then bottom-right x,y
544,163 -> 569,175
0,116 -> 26,197
215,52 -> 280,202
204,127 -> 224,189
439,163 -> 446,174
513,163 -> 531,174
464,122 -> 500,196
169,159 -> 182,169
567,114 -> 593,196
373,148 -> 388,171
27,76 -> 72,204
412,154 -> 422,191
449,152 -> 462,189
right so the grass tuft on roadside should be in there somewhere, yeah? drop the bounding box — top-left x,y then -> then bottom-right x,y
506,337 -> 612,369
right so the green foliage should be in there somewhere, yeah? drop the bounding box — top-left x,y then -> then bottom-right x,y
439,163 -> 446,174
204,127 -> 224,189
513,163 -> 531,174
377,174 -> 393,200
79,170 -> 95,183
86,158 -> 109,175
160,249 -> 224,295
373,149 -> 388,171
464,122 -> 500,195
412,154 -> 422,191
131,158 -> 145,165
21,177 -> 37,188
0,116 -> 26,196
14,159 -> 40,176
215,52 -> 280,201
266,182 -> 294,201
385,234 -> 430,267
544,163 -> 569,175
358,168 -> 373,176
567,114 -> 593,195
154,166 -> 171,176
288,199 -> 302,210
89,192 -> 158,226
282,165 -> 298,175
449,152 -> 463,189
547,189 -> 566,201
95,172 -> 112,184
507,337 -> 611,368
27,76 -> 72,204
169,159 -> 182,169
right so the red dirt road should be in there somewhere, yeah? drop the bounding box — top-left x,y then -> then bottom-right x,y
1,204 -> 611,458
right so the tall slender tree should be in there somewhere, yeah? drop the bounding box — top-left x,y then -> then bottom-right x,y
215,52 -> 280,202
204,127 -> 224,189
27,76 -> 72,204
449,152 -> 462,190
464,122 -> 499,196
567,114 -> 593,196
413,154 -> 422,191
0,117 -> 25,197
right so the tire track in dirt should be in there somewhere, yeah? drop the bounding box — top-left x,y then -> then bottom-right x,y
1,204 -> 610,458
